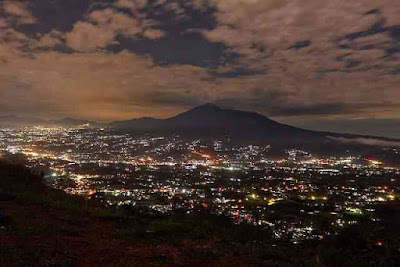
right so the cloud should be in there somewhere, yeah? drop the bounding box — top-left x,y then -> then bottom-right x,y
328,136 -> 400,147
142,28 -> 166,39
206,0 -> 399,74
287,119 -> 400,139
0,0 -> 399,138
35,30 -> 63,48
3,1 -> 37,24
114,0 -> 143,10
0,48 -> 219,119
65,21 -> 116,52
65,8 -> 141,52
9,0 -> 246,69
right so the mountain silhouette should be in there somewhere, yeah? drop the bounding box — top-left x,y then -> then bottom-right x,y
111,103 -> 323,142
0,115 -> 47,126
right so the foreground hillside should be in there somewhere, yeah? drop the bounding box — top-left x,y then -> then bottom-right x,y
0,161 -> 399,266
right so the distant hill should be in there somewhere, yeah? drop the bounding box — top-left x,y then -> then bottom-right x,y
0,115 -> 47,126
50,117 -> 100,127
0,115 -> 99,127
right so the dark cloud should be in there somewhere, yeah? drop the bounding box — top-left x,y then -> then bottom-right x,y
388,25 -> 400,41
37,43 -> 75,54
250,42 -> 267,53
273,103 -> 354,117
335,53 -> 352,61
331,15 -> 399,74
345,59 -> 362,68
385,47 -> 400,56
263,102 -> 400,117
337,24 -> 399,54
291,119 -> 400,139
142,87 -> 292,114
211,67 -> 267,78
288,40 -> 311,50
327,136 -> 400,147
343,19 -> 387,40
144,90 -> 205,107
364,9 -> 381,16
338,44 -> 352,50
337,18 -> 399,59
388,67 -> 400,75
213,89 -> 294,114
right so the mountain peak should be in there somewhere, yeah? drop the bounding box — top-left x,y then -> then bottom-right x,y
112,104 -> 319,141
195,103 -> 221,111
173,103 -> 224,120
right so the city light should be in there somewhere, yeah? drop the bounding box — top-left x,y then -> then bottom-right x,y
0,126 -> 398,243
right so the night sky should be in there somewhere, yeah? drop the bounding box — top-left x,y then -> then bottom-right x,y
1,0 -> 399,137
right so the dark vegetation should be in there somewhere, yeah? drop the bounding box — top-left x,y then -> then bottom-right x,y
0,160 -> 399,266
